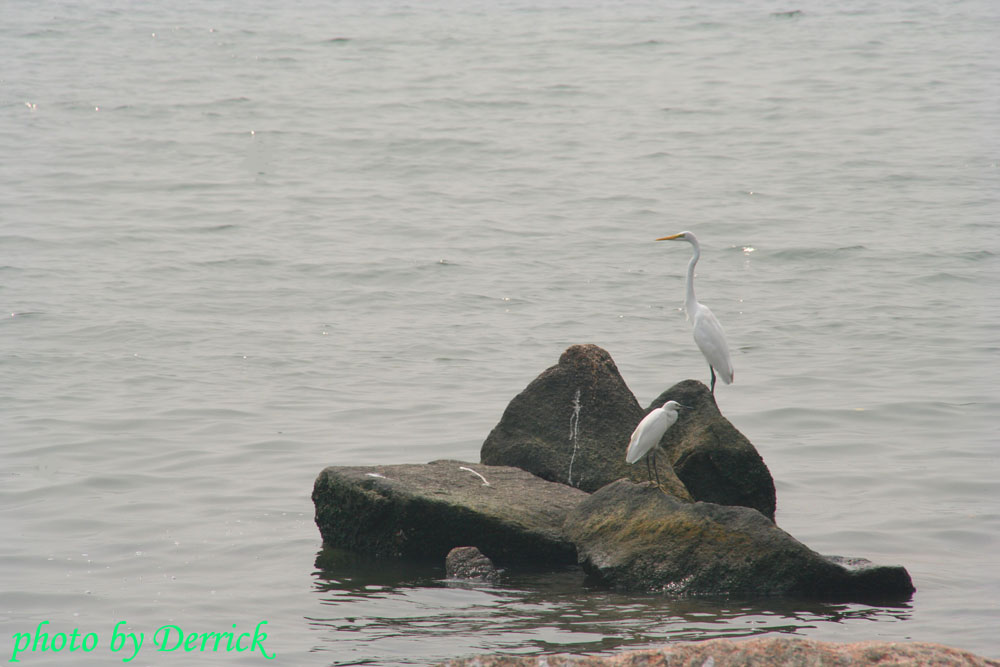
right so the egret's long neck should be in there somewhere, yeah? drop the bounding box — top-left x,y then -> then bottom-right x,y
684,240 -> 700,316
684,241 -> 701,318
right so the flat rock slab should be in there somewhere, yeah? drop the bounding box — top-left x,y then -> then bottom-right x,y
438,637 -> 998,666
481,344 -> 691,499
564,479 -> 914,600
313,460 -> 588,565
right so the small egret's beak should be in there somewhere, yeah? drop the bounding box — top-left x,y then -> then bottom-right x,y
656,233 -> 683,241
677,404 -> 692,410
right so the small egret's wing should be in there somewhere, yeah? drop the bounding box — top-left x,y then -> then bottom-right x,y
625,408 -> 670,464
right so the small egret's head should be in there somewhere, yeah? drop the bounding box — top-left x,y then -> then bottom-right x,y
656,231 -> 693,243
660,400 -> 692,414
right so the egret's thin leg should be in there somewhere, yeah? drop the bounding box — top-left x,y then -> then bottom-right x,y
644,456 -> 653,483
651,451 -> 661,486
710,365 -> 717,395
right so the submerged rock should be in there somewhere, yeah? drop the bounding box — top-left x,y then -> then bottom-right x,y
438,637 -> 998,666
445,546 -> 501,583
563,479 -> 914,600
480,344 -> 691,499
312,460 -> 586,565
649,380 -> 776,520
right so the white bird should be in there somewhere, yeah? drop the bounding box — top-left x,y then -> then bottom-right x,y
625,400 -> 683,485
657,231 -> 734,394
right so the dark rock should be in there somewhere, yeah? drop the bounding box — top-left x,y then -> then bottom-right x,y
563,479 -> 914,600
438,637 -> 999,666
649,379 -> 776,520
312,460 -> 587,566
445,546 -> 501,583
480,344 -> 691,499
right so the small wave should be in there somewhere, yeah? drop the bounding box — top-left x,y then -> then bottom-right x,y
192,223 -> 239,233
913,271 -> 979,284
958,250 -> 994,261
619,39 -> 665,48
2,311 -> 44,321
194,256 -> 277,268
771,245 -> 867,260
160,407 -> 256,420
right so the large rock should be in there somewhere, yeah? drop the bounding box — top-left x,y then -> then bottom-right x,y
312,460 -> 587,565
563,479 -> 914,599
480,344 -> 691,498
438,637 -> 999,666
649,380 -> 777,520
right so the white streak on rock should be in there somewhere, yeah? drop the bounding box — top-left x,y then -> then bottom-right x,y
459,466 -> 490,486
567,388 -> 582,487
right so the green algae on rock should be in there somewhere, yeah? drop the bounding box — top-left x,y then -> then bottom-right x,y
564,479 -> 914,600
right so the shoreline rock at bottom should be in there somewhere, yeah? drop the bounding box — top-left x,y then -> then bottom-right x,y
564,479 -> 914,600
312,460 -> 588,566
437,637 -> 999,666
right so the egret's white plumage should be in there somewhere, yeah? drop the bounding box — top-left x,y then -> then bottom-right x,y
625,400 -> 683,484
657,231 -> 734,394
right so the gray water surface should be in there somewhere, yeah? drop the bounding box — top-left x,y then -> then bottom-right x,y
2,0 -> 998,664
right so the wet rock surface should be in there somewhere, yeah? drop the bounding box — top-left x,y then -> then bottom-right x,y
445,546 -> 501,583
480,343 -> 691,499
312,460 -> 587,565
649,379 -> 777,520
564,479 -> 914,599
438,637 -> 999,666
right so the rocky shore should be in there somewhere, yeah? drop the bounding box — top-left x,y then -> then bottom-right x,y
437,637 -> 999,666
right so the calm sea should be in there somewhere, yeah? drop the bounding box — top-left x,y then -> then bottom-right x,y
2,0 -> 998,664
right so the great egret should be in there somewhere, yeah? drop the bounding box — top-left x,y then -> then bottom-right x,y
657,231 -> 734,394
625,400 -> 683,485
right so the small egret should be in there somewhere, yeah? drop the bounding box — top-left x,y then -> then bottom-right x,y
657,231 -> 734,394
625,400 -> 684,485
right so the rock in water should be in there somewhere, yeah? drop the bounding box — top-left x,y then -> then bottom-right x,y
564,479 -> 914,599
439,638 -> 998,666
312,460 -> 587,565
650,379 -> 776,520
480,344 -> 691,498
445,546 -> 501,583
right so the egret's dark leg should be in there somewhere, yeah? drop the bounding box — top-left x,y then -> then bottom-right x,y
644,455 -> 653,483
710,365 -> 717,395
651,450 -> 661,486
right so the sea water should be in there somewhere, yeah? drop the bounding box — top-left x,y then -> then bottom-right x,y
2,0 -> 998,664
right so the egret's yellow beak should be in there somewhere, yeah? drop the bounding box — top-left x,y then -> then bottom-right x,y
656,233 -> 683,241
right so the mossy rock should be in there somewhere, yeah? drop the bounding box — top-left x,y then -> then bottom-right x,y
564,479 -> 914,600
